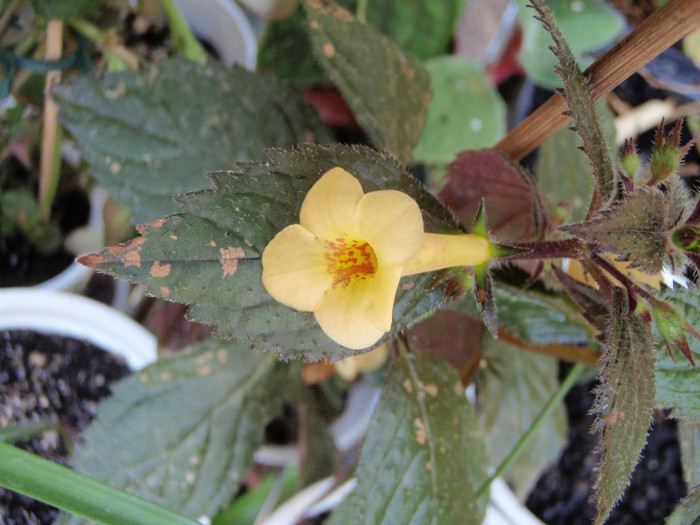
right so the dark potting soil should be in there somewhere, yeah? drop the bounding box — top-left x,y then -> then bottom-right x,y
526,377 -> 687,525
0,189 -> 90,288
0,329 -> 131,525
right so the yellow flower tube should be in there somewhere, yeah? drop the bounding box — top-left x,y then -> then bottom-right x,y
261,167 -> 491,350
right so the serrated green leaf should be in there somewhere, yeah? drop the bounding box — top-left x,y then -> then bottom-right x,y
516,0 -> 624,89
413,57 -> 506,167
80,144 -> 458,361
665,485 -> 700,525
591,288 -> 656,525
536,100 -> 616,224
679,421 -> 700,487
30,0 -> 105,20
364,0 -> 465,60
528,0 -> 617,207
655,288 -> 700,421
477,336 -> 567,497
57,339 -> 289,524
562,187 -> 674,274
329,351 -> 487,525
55,58 -> 331,223
305,0 -> 431,162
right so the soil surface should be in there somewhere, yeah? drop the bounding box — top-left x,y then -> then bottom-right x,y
526,376 -> 687,525
0,330 -> 131,525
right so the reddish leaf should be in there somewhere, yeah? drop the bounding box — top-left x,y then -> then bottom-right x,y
439,149 -> 541,241
407,308 -> 483,384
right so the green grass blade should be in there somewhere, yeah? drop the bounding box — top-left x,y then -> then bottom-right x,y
0,442 -> 199,525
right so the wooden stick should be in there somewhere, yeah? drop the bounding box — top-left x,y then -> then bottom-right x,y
494,0 -> 700,161
39,19 -> 63,220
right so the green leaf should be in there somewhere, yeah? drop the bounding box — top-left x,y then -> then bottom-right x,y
80,144 -> 458,361
665,485 -> 700,525
305,0 -> 431,162
258,5 -> 329,86
329,351 -> 487,525
679,421 -> 700,487
591,288 -> 656,525
456,282 -> 593,345
527,0 -> 617,207
57,339 -> 290,524
365,0 -> 465,60
655,288 -> 700,421
55,58 -> 331,224
477,336 -> 567,497
536,101 -> 616,225
517,0 -> 624,89
413,57 -> 506,167
30,0 -> 105,20
561,187 -> 674,274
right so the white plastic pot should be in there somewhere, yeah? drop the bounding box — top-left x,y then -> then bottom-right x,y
173,0 -> 258,69
0,288 -> 157,370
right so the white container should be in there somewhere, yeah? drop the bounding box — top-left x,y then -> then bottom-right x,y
174,0 -> 258,69
0,288 -> 157,370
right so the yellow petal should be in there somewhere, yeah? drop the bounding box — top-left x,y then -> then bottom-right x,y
262,224 -> 332,311
334,345 -> 389,381
356,190 -> 424,265
300,167 -> 364,240
401,233 -> 491,276
314,267 -> 399,349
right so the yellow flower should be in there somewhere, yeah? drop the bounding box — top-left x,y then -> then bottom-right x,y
262,167 -> 491,349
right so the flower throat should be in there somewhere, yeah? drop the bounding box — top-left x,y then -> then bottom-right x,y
325,238 -> 378,288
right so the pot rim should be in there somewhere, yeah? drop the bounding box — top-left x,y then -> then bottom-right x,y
0,288 -> 157,370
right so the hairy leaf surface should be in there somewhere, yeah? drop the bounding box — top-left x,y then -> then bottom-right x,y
55,59 -> 331,223
329,352 -> 487,525
305,0 -> 431,162
591,288 -> 655,525
528,0 -> 616,207
57,339 -> 289,524
80,145 -> 458,361
562,188 -> 675,274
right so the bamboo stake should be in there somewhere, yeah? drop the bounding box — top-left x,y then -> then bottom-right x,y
39,19 -> 63,221
494,0 -> 700,162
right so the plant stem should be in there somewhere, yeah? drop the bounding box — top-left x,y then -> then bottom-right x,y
495,0 -> 700,161
38,19 -> 63,222
475,362 -> 587,499
356,0 -> 369,23
160,0 -> 207,65
71,18 -> 140,71
0,442 -> 200,525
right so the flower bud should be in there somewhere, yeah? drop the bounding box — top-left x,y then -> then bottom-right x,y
620,138 -> 639,178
